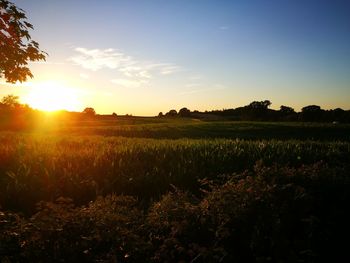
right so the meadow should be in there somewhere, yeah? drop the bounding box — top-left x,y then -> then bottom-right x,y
40,116 -> 350,140
1,118 -> 350,262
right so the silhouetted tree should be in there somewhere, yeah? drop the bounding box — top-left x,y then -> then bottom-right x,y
280,105 -> 295,114
180,101 -> 349,123
302,105 -> 321,112
82,107 -> 96,116
301,105 -> 324,122
166,109 -> 177,117
0,0 -> 46,83
328,108 -> 346,122
179,107 -> 191,117
248,100 -> 271,110
241,100 -> 272,120
277,105 -> 297,121
158,112 -> 163,117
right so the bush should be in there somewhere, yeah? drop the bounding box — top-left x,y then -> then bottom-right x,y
1,196 -> 149,262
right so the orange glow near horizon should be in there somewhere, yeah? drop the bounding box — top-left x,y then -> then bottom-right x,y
22,81 -> 82,112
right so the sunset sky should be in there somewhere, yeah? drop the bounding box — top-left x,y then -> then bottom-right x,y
1,0 -> 350,115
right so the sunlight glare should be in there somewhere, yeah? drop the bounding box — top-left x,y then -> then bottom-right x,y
23,81 -> 82,112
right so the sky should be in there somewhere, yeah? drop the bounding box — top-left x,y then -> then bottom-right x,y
1,0 -> 350,115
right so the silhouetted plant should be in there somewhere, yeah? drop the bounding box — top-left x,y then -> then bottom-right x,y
0,0 -> 47,83
179,107 -> 191,117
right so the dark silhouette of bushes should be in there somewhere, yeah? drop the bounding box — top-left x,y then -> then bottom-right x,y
178,107 -> 191,117
165,109 -> 177,117
1,162 -> 349,262
163,100 -> 350,123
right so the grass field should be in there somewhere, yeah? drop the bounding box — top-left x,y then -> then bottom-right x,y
35,116 -> 350,140
1,118 -> 350,262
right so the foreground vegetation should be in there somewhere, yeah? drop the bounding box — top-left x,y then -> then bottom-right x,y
0,134 -> 349,211
0,121 -> 349,262
55,118 -> 350,141
1,161 -> 349,262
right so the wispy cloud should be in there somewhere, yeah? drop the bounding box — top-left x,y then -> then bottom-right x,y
110,78 -> 147,88
70,48 -> 130,71
69,47 -> 181,85
160,65 -> 180,75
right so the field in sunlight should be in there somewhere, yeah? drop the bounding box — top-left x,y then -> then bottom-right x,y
2,0 -> 349,261
1,119 -> 350,262
32,116 -> 350,141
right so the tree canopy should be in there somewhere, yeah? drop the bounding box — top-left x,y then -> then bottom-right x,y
248,100 -> 271,110
0,0 -> 46,83
179,107 -> 191,117
82,107 -> 96,116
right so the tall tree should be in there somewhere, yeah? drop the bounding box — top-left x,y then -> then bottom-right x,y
0,0 -> 46,83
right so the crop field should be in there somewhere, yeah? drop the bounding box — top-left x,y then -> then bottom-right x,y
1,119 -> 350,262
2,0 -> 350,261
36,117 -> 350,140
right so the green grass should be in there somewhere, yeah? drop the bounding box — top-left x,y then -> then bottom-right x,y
1,119 -> 350,262
1,132 -> 349,213
35,117 -> 350,141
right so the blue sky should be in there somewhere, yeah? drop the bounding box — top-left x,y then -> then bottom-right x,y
2,0 -> 350,115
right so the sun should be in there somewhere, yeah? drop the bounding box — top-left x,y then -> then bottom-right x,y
23,81 -> 82,112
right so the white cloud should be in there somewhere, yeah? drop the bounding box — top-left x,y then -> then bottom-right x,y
139,71 -> 152,79
69,47 -> 181,82
160,65 -> 180,75
70,48 -> 131,71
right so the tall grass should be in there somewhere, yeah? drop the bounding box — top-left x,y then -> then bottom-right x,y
1,124 -> 350,262
0,133 -> 349,213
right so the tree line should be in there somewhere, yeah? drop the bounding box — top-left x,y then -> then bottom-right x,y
1,96 -> 350,132
161,100 -> 350,123
0,95 -> 104,130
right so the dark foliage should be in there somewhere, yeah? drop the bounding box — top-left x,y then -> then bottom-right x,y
178,107 -> 191,117
0,0 -> 46,83
0,95 -> 42,130
165,109 -> 177,117
163,100 -> 350,123
1,163 -> 349,262
82,107 -> 96,116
